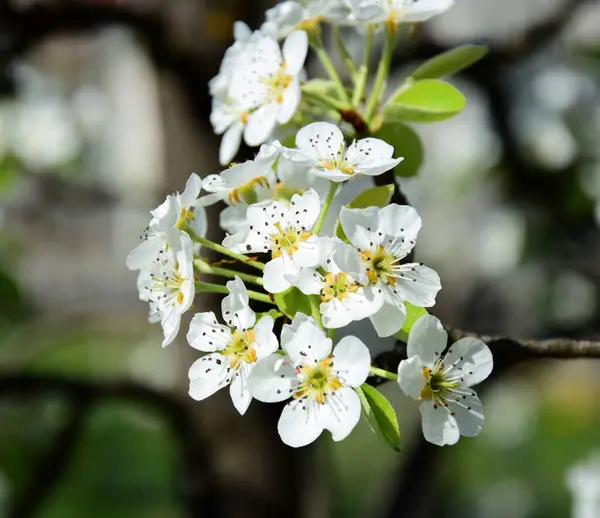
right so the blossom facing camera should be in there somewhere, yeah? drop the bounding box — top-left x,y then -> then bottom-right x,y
397,315 -> 493,446
126,173 -> 205,271
340,204 -> 441,337
187,277 -> 279,415
283,122 -> 403,182
249,313 -> 371,447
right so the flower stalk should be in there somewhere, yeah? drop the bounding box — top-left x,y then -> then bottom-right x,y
195,281 -> 274,305
364,32 -> 396,122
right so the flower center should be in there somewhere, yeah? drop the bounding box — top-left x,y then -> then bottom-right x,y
262,65 -> 293,104
319,146 -> 354,175
227,175 -> 271,205
270,222 -> 312,258
294,356 -> 342,404
419,365 -> 458,403
320,272 -> 360,303
175,207 -> 195,229
361,245 -> 397,285
150,259 -> 186,305
222,329 -> 256,369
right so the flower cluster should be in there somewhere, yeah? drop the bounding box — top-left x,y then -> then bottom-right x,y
128,0 -> 493,450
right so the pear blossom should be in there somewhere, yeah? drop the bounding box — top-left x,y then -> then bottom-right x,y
249,313 -> 370,447
227,30 -> 308,149
276,150 -> 331,201
261,1 -> 350,39
283,122 -> 403,182
345,0 -> 455,32
340,204 -> 441,337
397,315 -> 493,446
295,237 -> 383,328
140,228 -> 195,347
224,189 -> 321,293
187,277 -> 279,415
126,173 -> 205,271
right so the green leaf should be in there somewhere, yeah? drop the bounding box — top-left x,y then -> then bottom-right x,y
273,287 -> 312,319
395,302 -> 428,342
410,44 -> 489,80
355,384 -> 401,452
335,185 -> 394,241
384,79 -> 466,123
374,122 -> 423,178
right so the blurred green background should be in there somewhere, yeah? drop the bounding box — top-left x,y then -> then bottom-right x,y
1,1 -> 600,517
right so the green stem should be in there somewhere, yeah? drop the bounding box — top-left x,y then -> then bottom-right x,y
352,25 -> 373,108
301,88 -> 348,112
194,258 -> 264,287
312,182 -> 337,235
188,231 -> 265,271
310,33 -> 351,106
333,26 -> 357,80
369,366 -> 398,381
364,32 -> 396,122
195,281 -> 274,305
327,328 -> 336,340
309,295 -> 323,328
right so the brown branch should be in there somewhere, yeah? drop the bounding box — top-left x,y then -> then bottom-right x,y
0,373 -> 223,518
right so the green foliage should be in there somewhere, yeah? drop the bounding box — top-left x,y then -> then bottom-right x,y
409,44 -> 489,80
384,79 -> 466,123
301,79 -> 341,98
395,303 -> 428,343
273,287 -> 312,319
355,384 -> 401,452
335,185 -> 394,241
374,122 -> 423,177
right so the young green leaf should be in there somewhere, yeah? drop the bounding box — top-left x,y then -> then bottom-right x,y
334,184 -> 394,241
374,122 -> 423,178
273,287 -> 312,319
410,44 -> 489,81
384,79 -> 466,123
395,302 -> 428,342
355,384 -> 401,452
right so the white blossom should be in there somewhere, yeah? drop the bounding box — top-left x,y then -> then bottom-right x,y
345,0 -> 455,31
249,313 -> 371,447
187,277 -> 279,415
295,237 -> 383,328
340,204 -> 441,337
140,228 -> 195,347
283,122 -> 402,182
261,1 -> 350,39
126,173 -> 205,271
397,315 -> 493,446
224,189 -> 321,293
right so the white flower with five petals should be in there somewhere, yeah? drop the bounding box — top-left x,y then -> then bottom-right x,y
283,122 -> 403,182
227,30 -> 308,149
140,228 -> 195,347
126,173 -> 205,271
295,237 -> 383,328
187,277 -> 279,415
397,315 -> 493,446
249,313 -> 371,447
340,204 -> 441,337
261,0 -> 350,39
345,0 -> 455,31
224,189 -> 321,293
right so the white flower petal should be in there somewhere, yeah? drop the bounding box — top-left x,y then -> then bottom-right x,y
219,121 -> 244,166
346,137 -> 402,177
278,399 -> 323,447
161,307 -> 181,347
126,236 -> 163,271
230,363 -> 253,415
370,300 -> 406,338
252,315 -> 279,359
318,386 -> 361,441
448,393 -> 484,437
222,277 -> 256,330
395,264 -> 441,307
397,355 -> 426,400
282,30 -> 308,75
407,315 -> 447,363
295,122 -> 345,163
288,189 -> 321,229
295,267 -> 323,295
404,0 -> 455,22
281,313 -> 332,365
379,204 -> 422,242
187,312 -> 230,352
420,401 -> 460,446
444,337 -> 493,387
278,81 -> 301,124
331,336 -> 371,387
249,353 -> 298,402
188,353 -> 230,401
340,206 -> 380,250
264,256 -> 294,293
180,173 -> 202,207
244,104 -> 279,147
